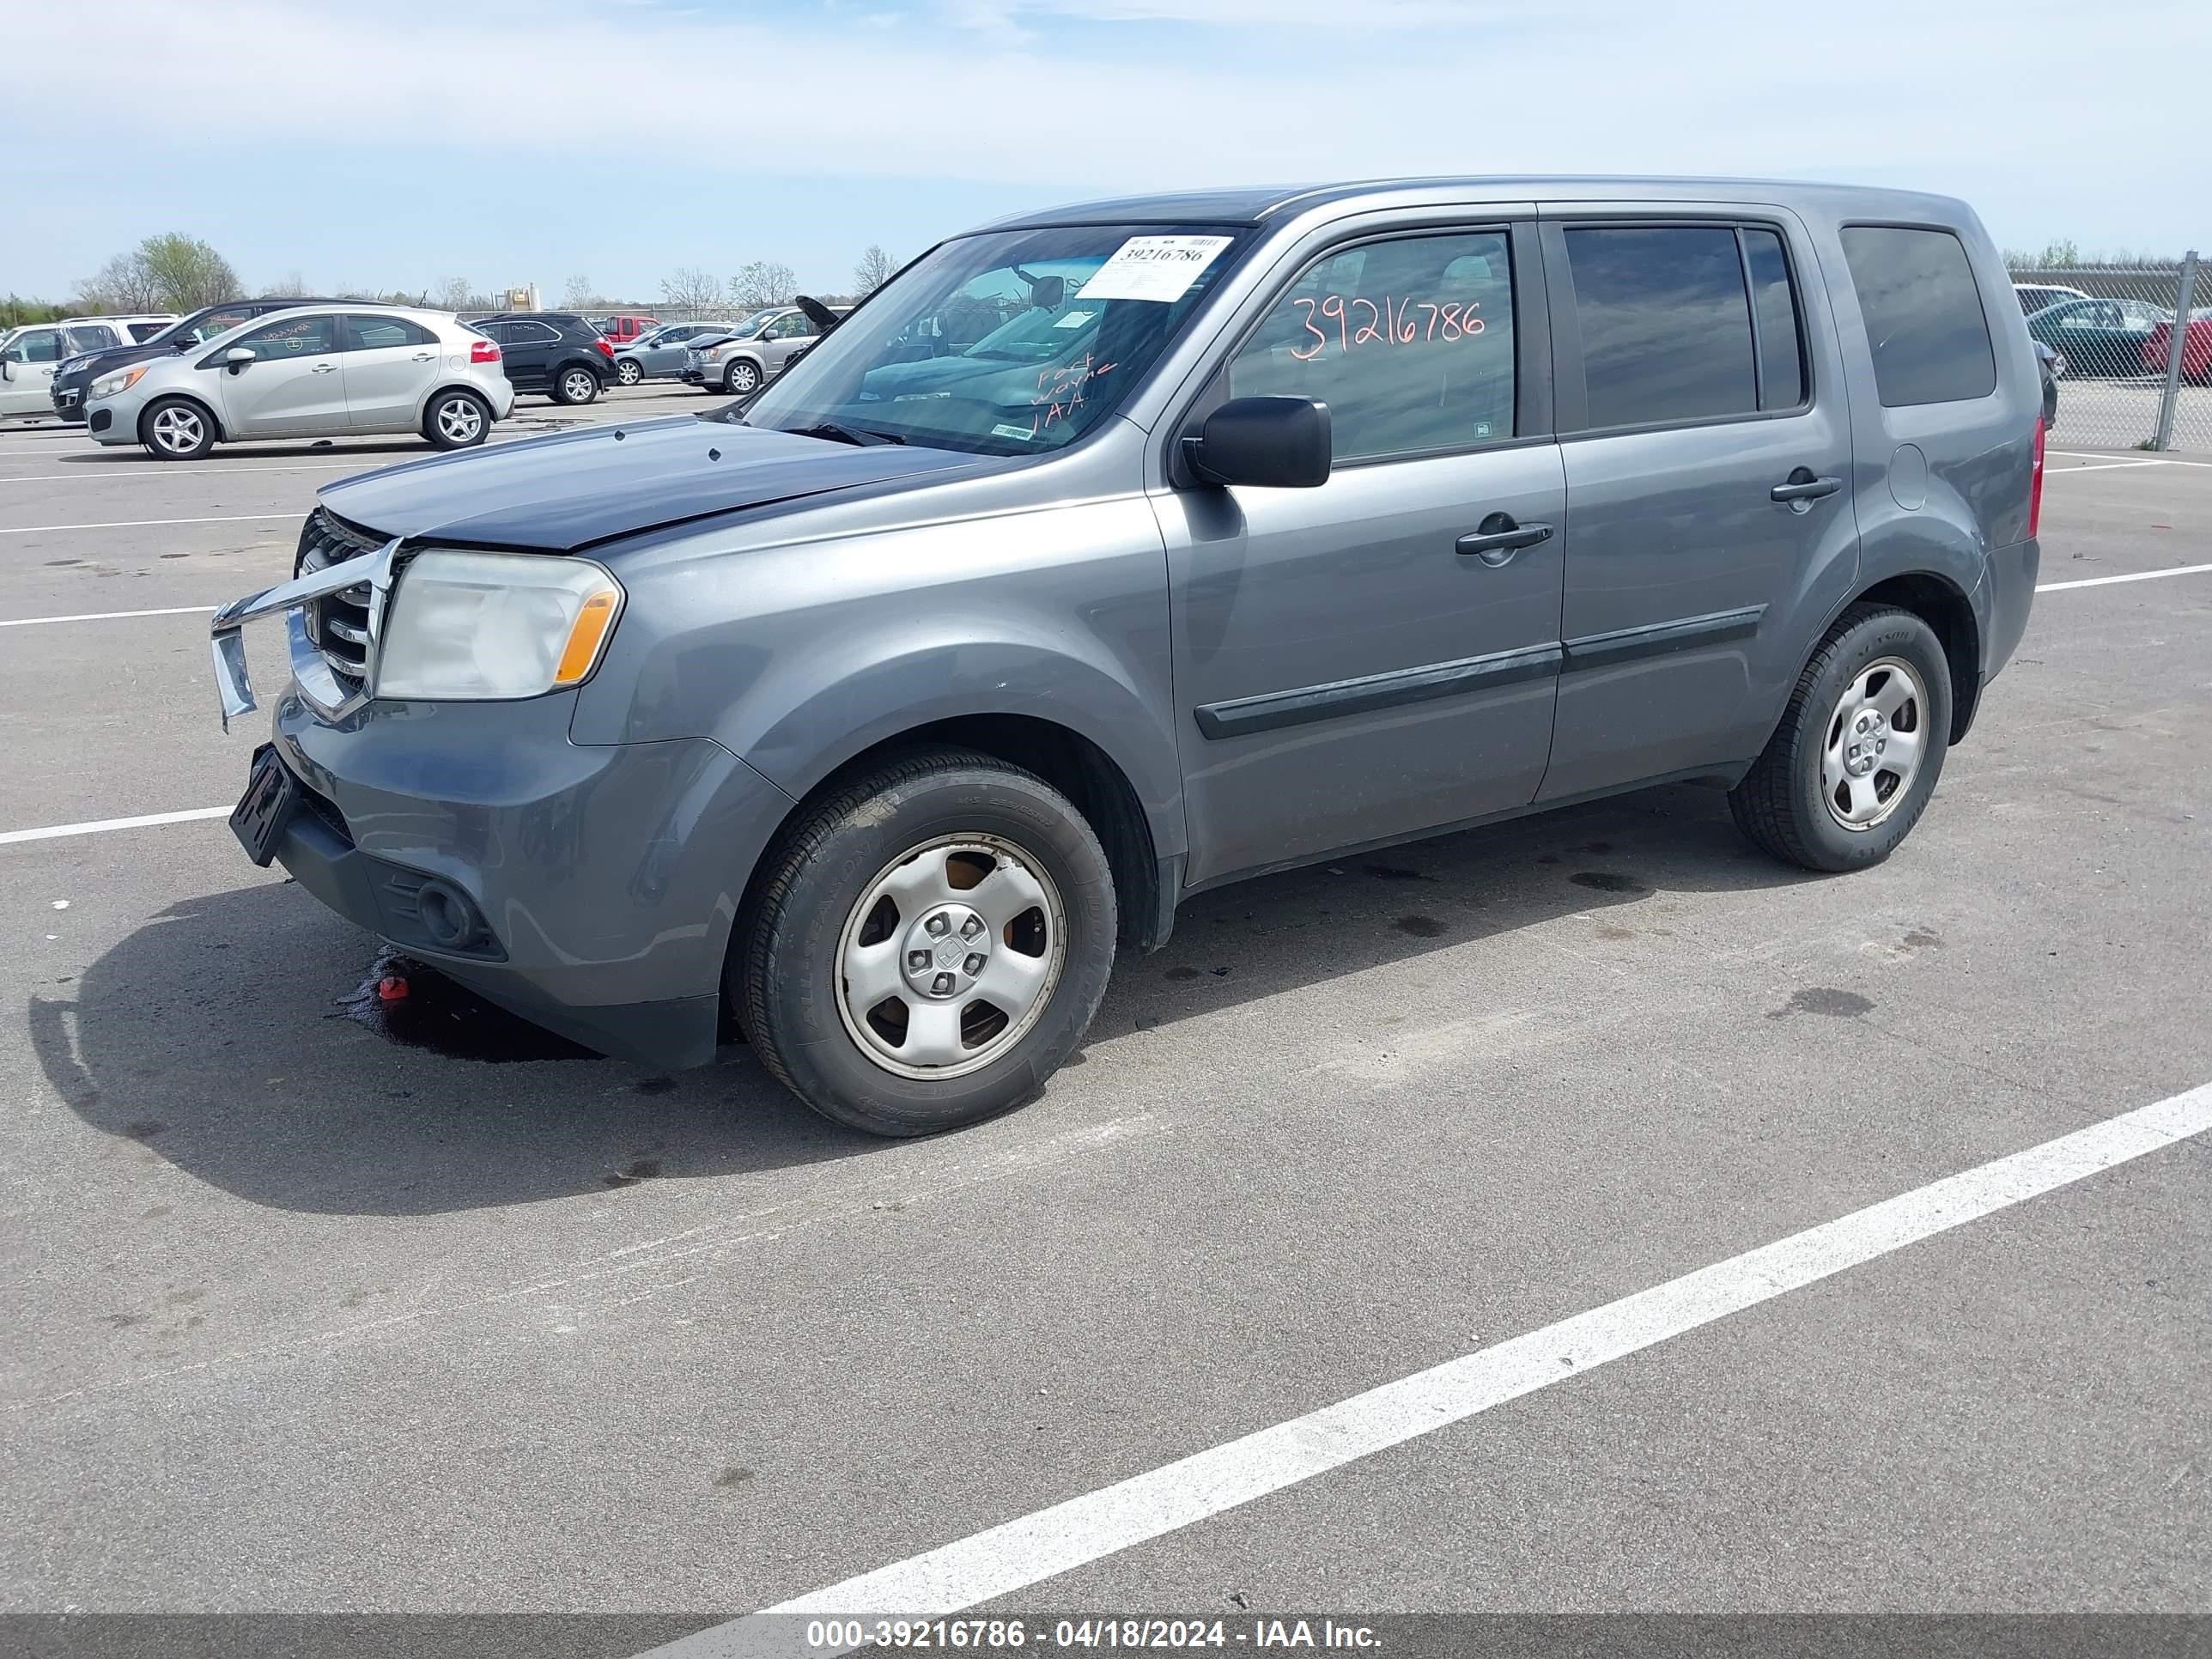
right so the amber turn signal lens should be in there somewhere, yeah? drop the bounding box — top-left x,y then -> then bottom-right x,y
553,588 -> 621,685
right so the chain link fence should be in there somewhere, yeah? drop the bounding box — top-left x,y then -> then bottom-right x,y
2008,254 -> 2207,453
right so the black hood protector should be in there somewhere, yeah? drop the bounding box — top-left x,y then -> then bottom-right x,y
318,416 -> 1000,551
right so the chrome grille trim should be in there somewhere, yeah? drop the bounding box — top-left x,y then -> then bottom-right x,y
295,508 -> 388,692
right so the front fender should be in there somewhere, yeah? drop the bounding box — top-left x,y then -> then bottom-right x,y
571,496 -> 1185,860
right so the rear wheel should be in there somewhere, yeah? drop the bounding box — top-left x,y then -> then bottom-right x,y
423,388 -> 490,450
553,366 -> 601,405
722,359 -> 761,396
1729,604 -> 1952,872
140,398 -> 215,460
615,357 -> 643,386
734,749 -> 1116,1137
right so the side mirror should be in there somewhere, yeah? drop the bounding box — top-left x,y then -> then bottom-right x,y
1182,397 -> 1331,489
0,361 -> 12,381
225,347 -> 256,371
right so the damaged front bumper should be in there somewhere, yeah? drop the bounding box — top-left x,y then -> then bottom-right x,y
209,538 -> 400,730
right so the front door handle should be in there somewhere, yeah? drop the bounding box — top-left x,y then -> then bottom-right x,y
1455,514 -> 1553,568
1771,469 -> 1841,505
310,362 -> 338,374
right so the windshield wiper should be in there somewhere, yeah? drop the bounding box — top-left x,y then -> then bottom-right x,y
789,419 -> 904,447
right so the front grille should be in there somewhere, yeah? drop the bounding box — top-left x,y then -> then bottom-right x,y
295,508 -> 389,692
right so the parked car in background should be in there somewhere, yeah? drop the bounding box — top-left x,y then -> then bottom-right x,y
471,312 -> 616,404
2012,281 -> 2087,315
590,314 -> 658,345
209,178 -> 2040,1137
2,315 -> 177,416
614,322 -> 738,384
2142,309 -> 2212,383
85,305 -> 511,459
679,305 -> 832,394
2024,296 -> 2167,377
51,297 -> 370,422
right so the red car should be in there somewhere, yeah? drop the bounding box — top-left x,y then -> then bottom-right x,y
591,313 -> 659,346
2142,312 -> 2212,383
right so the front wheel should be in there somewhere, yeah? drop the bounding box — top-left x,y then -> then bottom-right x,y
722,359 -> 761,396
615,357 -> 643,386
734,750 -> 1116,1137
423,388 -> 491,450
553,366 -> 601,405
1729,604 -> 1952,872
140,398 -> 216,460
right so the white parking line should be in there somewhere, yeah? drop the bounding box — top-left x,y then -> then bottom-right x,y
0,513 -> 288,536
2050,450 -> 2212,467
2038,562 -> 2212,592
645,1080 -> 2212,1656
2056,459 -> 2170,473
0,806 -> 229,847
0,463 -> 364,483
1,605 -> 216,629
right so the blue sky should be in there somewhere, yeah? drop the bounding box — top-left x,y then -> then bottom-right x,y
4,0 -> 2208,306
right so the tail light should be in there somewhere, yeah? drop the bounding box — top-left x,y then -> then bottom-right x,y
470,339 -> 501,364
2028,416 -> 2046,540
596,338 -> 616,359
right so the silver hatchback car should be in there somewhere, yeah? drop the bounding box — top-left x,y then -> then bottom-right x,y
213,178 -> 2041,1137
88,305 -> 515,459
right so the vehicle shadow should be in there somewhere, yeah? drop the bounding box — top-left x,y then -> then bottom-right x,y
33,781 -> 1810,1218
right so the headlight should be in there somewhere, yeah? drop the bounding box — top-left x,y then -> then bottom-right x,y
90,365 -> 149,398
376,551 -> 623,701
705,345 -> 728,360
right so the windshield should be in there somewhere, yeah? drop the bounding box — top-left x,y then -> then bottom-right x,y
729,224 -> 1249,455
728,310 -> 783,341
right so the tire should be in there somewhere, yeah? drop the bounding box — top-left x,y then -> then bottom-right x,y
615,357 -> 643,386
140,397 -> 216,460
422,388 -> 491,451
722,358 -> 762,396
552,365 -> 601,406
1729,604 -> 1952,873
734,748 -> 1117,1137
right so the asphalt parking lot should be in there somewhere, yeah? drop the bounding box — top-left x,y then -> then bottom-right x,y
3,401 -> 2209,1638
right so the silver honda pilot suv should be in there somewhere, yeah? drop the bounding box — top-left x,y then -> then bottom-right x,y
211,178 -> 2043,1136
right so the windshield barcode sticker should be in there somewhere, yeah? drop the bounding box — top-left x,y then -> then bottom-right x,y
1077,235 -> 1234,303
1054,311 -> 1097,330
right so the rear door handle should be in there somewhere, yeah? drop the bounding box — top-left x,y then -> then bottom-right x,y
1455,516 -> 1553,568
412,352 -> 436,362
1771,471 -> 1841,504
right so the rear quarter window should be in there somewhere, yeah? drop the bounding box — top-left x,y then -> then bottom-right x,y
1841,226 -> 1996,407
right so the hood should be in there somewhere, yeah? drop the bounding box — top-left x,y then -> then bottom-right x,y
315,416 -> 1000,551
56,339 -> 178,384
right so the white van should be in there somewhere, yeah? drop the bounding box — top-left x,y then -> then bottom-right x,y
0,315 -> 177,416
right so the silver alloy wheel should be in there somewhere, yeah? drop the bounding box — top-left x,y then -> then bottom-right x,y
617,358 -> 641,385
836,834 -> 1066,1080
1820,655 -> 1929,830
150,405 -> 204,454
562,368 -> 597,402
434,395 -> 483,444
726,361 -> 759,394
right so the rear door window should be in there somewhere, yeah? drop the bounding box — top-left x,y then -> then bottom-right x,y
1223,228 -> 1516,464
63,325 -> 122,353
1840,226 -> 1996,407
1741,229 -> 1806,410
1563,226 -> 1757,428
343,315 -> 434,350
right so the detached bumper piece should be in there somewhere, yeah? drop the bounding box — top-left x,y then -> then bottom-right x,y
209,531 -> 400,730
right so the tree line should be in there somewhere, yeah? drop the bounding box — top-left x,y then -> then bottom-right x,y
3,234 -> 905,332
